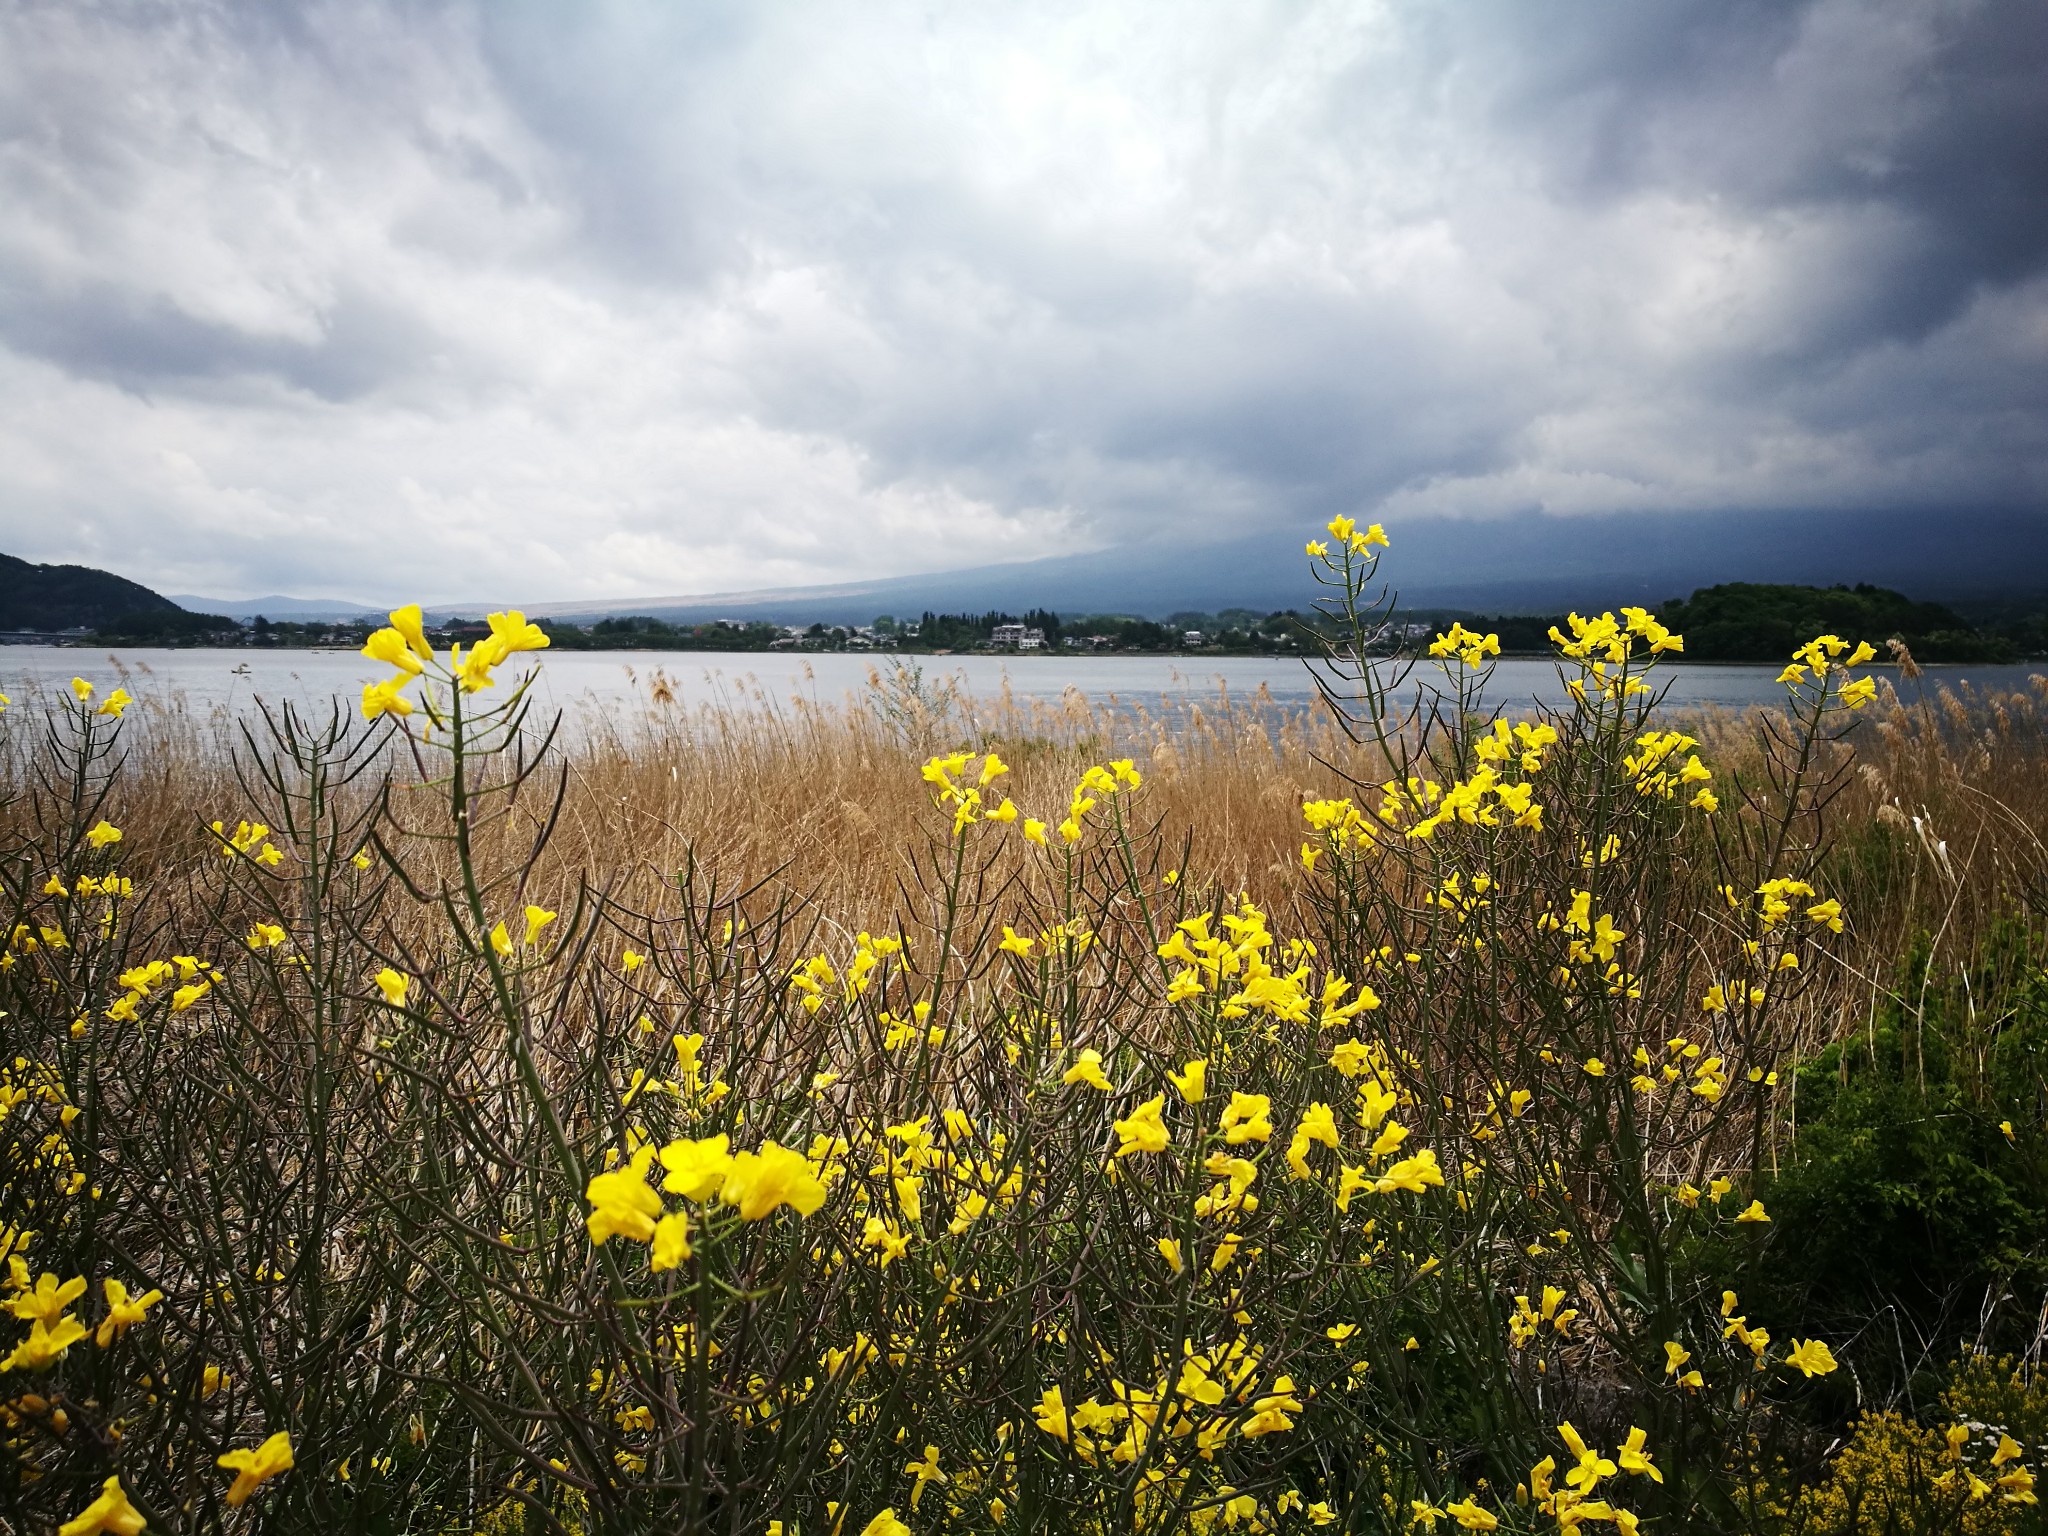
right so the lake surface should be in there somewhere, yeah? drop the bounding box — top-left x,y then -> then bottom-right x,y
3,646 -> 2040,732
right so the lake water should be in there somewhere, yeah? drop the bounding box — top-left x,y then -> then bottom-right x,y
3,646 -> 2040,733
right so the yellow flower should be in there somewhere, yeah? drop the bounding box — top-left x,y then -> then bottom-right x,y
1113,1095 -> 1170,1156
1168,1058 -> 1207,1102
1428,623 -> 1502,669
859,1509 -> 912,1536
1220,1091 -> 1273,1144
1374,1149 -> 1445,1195
1062,1048 -> 1113,1091
1022,818 -> 1048,846
904,1444 -> 949,1509
218,1430 -> 294,1507
650,1212 -> 692,1272
658,1135 -> 734,1202
1784,1338 -> 1838,1378
1033,1385 -> 1069,1440
8,1272 -> 87,1327
94,1278 -> 164,1347
361,626 -> 425,677
389,604 -> 434,660
621,948 -> 645,972
1444,1498 -> 1498,1530
585,1146 -> 662,1244
1734,1199 -> 1770,1224
486,609 -> 550,657
85,821 -> 123,849
721,1141 -> 828,1220
58,1475 -> 147,1536
979,753 -> 1009,785
1617,1426 -> 1663,1482
1663,1341 -> 1691,1376
374,968 -> 409,1008
1558,1421 -> 1616,1494
858,1214 -> 907,1265
71,677 -> 93,701
522,905 -> 557,948
1156,1237 -> 1184,1273
1329,1038 -> 1372,1076
998,926 -> 1034,956
1805,898 -> 1844,932
1,1315 -> 90,1371
361,676 -> 415,720
96,688 -> 134,719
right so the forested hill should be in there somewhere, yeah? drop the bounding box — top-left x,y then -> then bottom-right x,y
1655,582 -> 2005,662
0,553 -> 182,632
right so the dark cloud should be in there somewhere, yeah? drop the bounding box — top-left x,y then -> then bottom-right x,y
0,0 -> 2039,603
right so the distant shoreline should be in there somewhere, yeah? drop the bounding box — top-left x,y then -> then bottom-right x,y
3,639 -> 2040,668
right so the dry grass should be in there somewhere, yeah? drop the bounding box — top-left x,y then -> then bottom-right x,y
19,660 -> 2048,1020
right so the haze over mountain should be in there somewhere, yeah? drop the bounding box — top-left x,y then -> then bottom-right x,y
163,506 -> 2045,628
1,3 -> 2042,600
499,507 -> 2047,627
164,594 -> 386,623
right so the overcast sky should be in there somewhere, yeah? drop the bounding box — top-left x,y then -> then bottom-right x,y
1,0 -> 2043,604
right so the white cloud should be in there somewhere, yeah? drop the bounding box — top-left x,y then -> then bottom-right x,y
0,0 -> 2040,602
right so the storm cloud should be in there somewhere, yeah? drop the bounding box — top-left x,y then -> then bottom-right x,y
0,0 -> 2042,603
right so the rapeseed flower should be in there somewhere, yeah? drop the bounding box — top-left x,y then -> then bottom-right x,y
2,1315 -> 88,1371
1063,1049 -> 1113,1091
58,1477 -> 147,1536
94,1279 -> 163,1346
218,1431 -> 294,1506
1113,1095 -> 1170,1156
1785,1338 -> 1839,1378
585,1146 -> 662,1244
721,1142 -> 828,1220
659,1135 -> 733,1201
1219,1091 -> 1272,1144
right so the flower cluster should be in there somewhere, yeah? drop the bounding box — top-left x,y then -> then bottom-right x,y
359,603 -> 551,719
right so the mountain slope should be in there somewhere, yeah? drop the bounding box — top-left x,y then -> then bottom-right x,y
0,554 -> 181,631
512,506 -> 2048,626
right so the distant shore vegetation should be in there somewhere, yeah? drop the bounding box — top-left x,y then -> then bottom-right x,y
2,546 -> 2042,660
